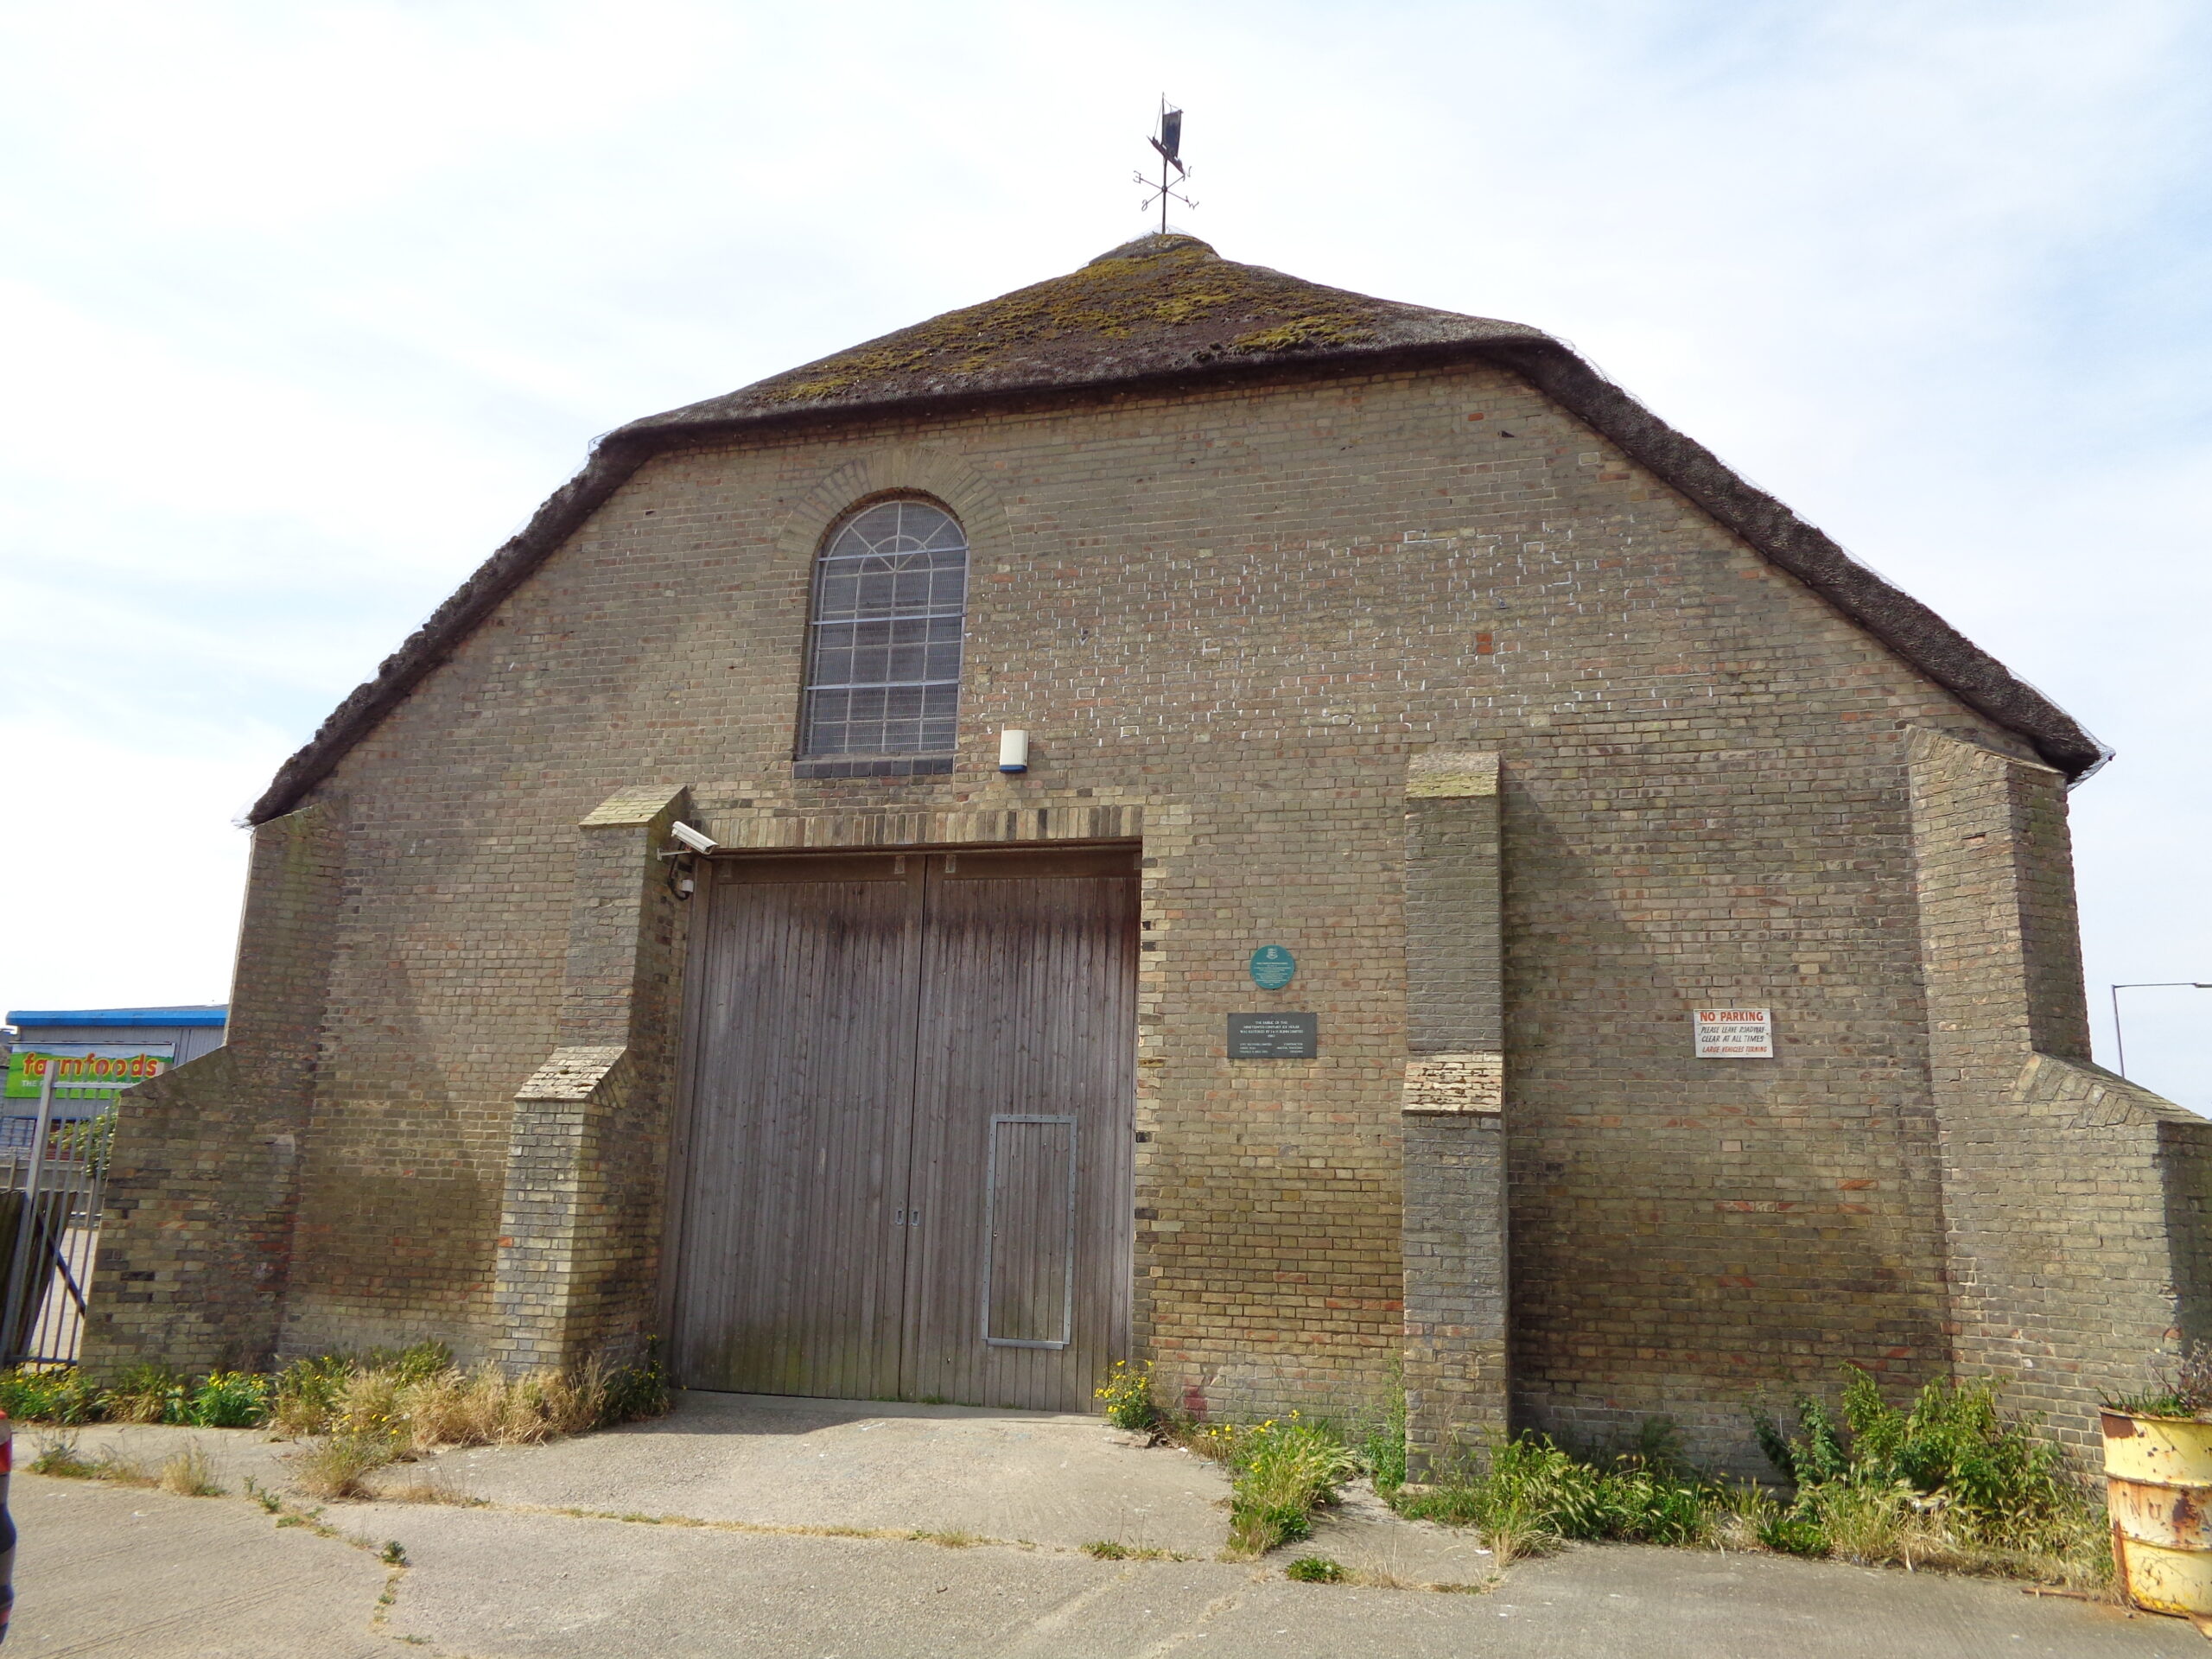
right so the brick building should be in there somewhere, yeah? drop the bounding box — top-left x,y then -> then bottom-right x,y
86,232 -> 2207,1469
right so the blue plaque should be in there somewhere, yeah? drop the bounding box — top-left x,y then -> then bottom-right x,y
1249,945 -> 1296,990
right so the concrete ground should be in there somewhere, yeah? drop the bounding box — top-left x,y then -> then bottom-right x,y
8,1393 -> 2197,1657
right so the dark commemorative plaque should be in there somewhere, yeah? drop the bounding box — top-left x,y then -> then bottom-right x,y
1226,1013 -> 1319,1059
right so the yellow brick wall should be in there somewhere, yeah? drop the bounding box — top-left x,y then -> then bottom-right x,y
104,357 -> 2061,1465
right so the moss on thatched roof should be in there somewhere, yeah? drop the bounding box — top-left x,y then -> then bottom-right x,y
617,234 -> 1545,436
245,236 -> 2107,822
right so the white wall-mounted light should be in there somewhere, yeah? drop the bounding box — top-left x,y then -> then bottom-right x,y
998,730 -> 1030,774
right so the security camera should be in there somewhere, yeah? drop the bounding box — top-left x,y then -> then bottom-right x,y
670,821 -> 719,855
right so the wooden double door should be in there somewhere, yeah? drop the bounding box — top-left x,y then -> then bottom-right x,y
669,846 -> 1138,1410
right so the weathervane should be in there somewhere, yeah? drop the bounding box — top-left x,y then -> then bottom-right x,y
1135,97 -> 1196,233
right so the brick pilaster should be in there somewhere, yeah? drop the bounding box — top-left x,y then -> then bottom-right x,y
1401,751 -> 1509,1471
489,785 -> 689,1373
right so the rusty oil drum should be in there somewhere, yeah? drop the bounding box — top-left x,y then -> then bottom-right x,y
2102,1409 -> 2212,1618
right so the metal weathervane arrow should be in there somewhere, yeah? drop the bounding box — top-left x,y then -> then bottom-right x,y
1135,97 -> 1196,233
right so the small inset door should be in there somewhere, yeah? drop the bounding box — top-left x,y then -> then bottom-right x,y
669,846 -> 1136,1410
983,1116 -> 1077,1348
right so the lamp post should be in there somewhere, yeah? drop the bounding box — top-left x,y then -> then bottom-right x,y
2110,982 -> 2212,1078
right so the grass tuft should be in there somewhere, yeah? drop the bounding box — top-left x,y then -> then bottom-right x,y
29,1433 -> 99,1478
0,1337 -> 671,1452
101,1362 -> 187,1425
279,1344 -> 669,1454
288,1431 -> 399,1500
158,1443 -> 226,1497
1196,1411 -> 1360,1557
1081,1539 -> 1185,1561
1284,1554 -> 1345,1583
86,1449 -> 156,1487
378,1468 -> 480,1506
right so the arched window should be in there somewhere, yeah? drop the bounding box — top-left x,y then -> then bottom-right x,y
798,497 -> 969,762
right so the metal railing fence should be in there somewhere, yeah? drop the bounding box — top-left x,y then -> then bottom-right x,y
0,1065 -> 117,1368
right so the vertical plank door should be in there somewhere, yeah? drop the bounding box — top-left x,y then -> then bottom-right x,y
669,855 -> 924,1396
900,849 -> 1139,1410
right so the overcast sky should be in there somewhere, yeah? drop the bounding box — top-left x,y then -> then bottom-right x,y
2,0 -> 2205,1106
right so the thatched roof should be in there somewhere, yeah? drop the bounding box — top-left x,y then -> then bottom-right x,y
247,234 -> 2106,822
623,232 -> 1548,429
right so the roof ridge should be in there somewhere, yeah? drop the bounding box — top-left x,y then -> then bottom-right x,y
613,237 -> 1544,439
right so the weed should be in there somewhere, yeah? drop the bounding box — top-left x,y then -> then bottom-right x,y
2105,1341 -> 2212,1420
9,1338 -> 667,1453
599,1339 -> 672,1426
1200,1412 -> 1360,1557
1351,1565 -> 1426,1588
185,1371 -> 271,1428
288,1430 -> 399,1500
0,1367 -> 104,1425
8,1359 -> 274,1429
379,1467 -> 480,1505
88,1449 -> 156,1487
909,1529 -> 981,1548
1284,1555 -> 1345,1583
1096,1360 -> 1159,1433
245,1478 -> 283,1513
1755,1368 -> 2108,1586
1393,1428 -> 1752,1563
380,1541 -> 409,1567
1355,1382 -> 1408,1496
103,1362 -> 187,1425
415,1477 -> 483,1506
1386,1370 -> 2107,1592
273,1340 -> 667,1453
1081,1539 -> 1182,1560
1758,1511 -> 1827,1555
158,1443 -> 226,1497
29,1433 -> 98,1478
271,1354 -> 353,1435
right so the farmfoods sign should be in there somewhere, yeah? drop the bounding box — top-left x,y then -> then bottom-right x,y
3,1046 -> 174,1099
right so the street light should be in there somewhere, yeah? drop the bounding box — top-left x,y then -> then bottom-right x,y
2110,982 -> 2212,1078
